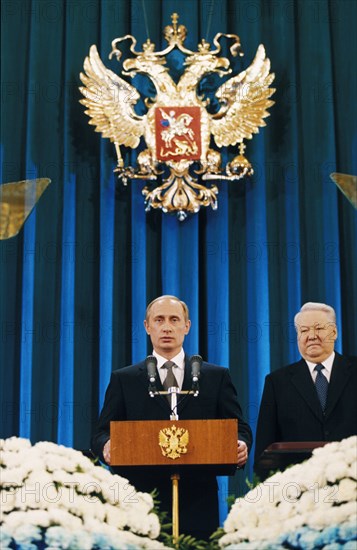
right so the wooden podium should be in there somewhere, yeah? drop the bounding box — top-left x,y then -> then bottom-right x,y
110,418 -> 238,539
255,441 -> 328,481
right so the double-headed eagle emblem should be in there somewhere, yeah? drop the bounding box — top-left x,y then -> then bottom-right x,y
80,13 -> 275,219
159,425 -> 189,460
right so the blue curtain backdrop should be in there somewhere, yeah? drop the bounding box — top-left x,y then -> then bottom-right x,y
1,0 -> 356,525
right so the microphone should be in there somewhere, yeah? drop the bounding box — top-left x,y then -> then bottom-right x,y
190,355 -> 202,384
145,355 -> 158,384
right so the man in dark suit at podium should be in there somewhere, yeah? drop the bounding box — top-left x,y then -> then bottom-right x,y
254,302 -> 357,478
92,295 -> 252,541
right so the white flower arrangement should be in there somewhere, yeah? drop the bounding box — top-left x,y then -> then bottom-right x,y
220,436 -> 357,549
0,437 -> 171,549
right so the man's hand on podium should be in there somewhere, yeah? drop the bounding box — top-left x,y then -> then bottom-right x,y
103,440 -> 111,464
237,440 -> 248,467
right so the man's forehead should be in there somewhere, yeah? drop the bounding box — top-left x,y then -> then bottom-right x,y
150,299 -> 184,316
297,310 -> 329,326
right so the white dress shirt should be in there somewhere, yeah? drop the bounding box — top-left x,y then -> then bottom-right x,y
306,351 -> 335,383
152,348 -> 185,389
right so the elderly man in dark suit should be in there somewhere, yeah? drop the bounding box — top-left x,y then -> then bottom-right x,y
92,295 -> 252,541
254,302 -> 357,477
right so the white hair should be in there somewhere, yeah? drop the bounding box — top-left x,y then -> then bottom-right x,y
294,302 -> 336,327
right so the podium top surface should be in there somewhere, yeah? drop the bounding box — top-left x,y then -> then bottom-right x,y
265,441 -> 327,453
255,441 -> 329,478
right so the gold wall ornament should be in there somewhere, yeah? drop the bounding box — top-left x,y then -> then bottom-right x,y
79,13 -> 275,220
159,425 -> 189,460
0,178 -> 51,239
330,173 -> 357,209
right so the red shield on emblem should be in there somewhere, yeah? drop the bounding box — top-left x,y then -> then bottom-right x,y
155,106 -> 201,161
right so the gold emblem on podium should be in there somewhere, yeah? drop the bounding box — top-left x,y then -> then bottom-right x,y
79,13 -> 275,219
159,425 -> 189,460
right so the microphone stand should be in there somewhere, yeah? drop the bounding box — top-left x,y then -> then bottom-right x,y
168,386 -> 179,420
148,384 -> 199,543
167,386 -> 180,543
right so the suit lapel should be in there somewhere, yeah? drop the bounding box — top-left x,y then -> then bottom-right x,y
137,361 -> 172,414
325,353 -> 353,418
290,360 -> 324,421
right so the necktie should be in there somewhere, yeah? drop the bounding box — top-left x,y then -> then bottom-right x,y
314,363 -> 328,411
162,361 -> 179,401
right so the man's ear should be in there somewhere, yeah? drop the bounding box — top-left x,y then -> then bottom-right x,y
144,319 -> 150,335
185,320 -> 191,335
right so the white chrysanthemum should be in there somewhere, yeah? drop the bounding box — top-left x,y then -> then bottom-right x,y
1,451 -> 24,468
91,464 -> 115,483
146,511 -> 161,539
4,510 -> 50,530
345,462 -> 357,479
114,479 -> 140,508
223,499 -> 258,532
65,529 -> 94,550
126,507 -> 157,537
325,459 -> 351,483
1,437 -> 32,453
297,488 -> 319,512
277,499 -> 298,522
14,484 -> 43,511
337,478 -> 357,502
50,468 -> 79,485
44,525 -> 73,549
0,490 -> 16,513
43,453 -> 77,473
47,507 -> 83,529
0,466 -> 27,486
23,457 -> 47,474
89,500 -> 107,522
220,437 -> 357,548
293,465 -> 327,490
99,475 -> 134,506
322,500 -> 357,525
25,469 -> 55,488
104,501 -> 129,529
137,491 -> 155,510
332,501 -> 357,523
35,441 -> 71,455
342,446 -> 357,467
0,437 -> 179,549
66,471 -> 100,494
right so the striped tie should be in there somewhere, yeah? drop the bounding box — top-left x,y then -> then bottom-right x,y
314,363 -> 328,412
162,361 -> 178,402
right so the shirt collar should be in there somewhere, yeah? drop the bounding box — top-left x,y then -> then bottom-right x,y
152,348 -> 185,370
305,351 -> 335,375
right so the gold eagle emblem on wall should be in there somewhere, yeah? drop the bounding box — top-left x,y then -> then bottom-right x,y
79,13 -> 275,220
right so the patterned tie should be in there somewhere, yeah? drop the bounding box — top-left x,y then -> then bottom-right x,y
162,361 -> 179,401
314,363 -> 328,412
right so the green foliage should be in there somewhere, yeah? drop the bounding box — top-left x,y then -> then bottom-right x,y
154,505 -> 224,549
159,530 -> 222,550
226,494 -> 236,510
150,489 -> 173,534
152,490 -> 224,549
245,473 -> 262,490
207,528 -> 225,548
160,532 -> 206,549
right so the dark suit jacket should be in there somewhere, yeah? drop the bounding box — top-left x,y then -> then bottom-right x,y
91,357 -> 252,539
254,352 -> 357,472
